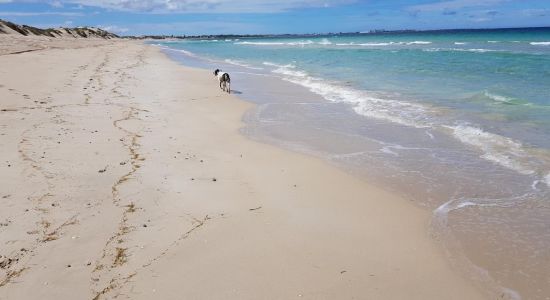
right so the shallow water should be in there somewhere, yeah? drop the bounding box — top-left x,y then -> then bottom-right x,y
154,29 -> 550,300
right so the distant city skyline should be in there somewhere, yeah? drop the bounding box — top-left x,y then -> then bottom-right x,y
0,0 -> 549,36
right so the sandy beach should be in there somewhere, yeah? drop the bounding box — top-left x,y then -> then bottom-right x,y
0,39 -> 487,299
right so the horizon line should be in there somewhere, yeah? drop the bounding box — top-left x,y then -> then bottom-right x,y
119,25 -> 550,37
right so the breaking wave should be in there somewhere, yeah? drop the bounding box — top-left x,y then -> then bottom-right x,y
335,41 -> 432,47
446,124 -> 537,176
481,91 -> 529,106
225,59 -> 264,70
262,62 -> 434,128
235,40 -> 314,46
424,48 -> 500,53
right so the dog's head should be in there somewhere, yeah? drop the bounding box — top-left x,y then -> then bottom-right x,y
214,69 -> 220,76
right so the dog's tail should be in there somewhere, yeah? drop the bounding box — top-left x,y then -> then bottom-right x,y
222,73 -> 230,83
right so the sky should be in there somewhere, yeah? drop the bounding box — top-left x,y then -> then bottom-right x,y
0,0 -> 549,36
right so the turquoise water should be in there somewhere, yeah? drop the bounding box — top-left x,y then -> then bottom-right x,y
158,29 -> 550,152
153,28 -> 550,300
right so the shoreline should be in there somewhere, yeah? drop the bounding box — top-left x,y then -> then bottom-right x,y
0,39 -> 486,299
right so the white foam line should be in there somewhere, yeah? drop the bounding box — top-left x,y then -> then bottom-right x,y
236,41 -> 285,45
335,41 -> 432,47
331,150 -> 374,159
482,91 -> 523,105
261,61 -> 434,128
380,146 -> 399,157
231,71 -> 273,77
224,59 -> 264,70
284,80 -> 431,128
158,46 -> 199,58
425,130 -> 435,140
446,125 -> 535,176
356,42 -> 393,46
262,62 -> 296,68
424,48 -> 499,53
432,197 -> 524,300
407,41 -> 432,45
235,40 -> 314,46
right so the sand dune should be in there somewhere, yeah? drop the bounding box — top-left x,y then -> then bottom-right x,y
0,20 -> 117,55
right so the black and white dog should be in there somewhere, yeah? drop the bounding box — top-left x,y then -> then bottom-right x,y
214,69 -> 231,94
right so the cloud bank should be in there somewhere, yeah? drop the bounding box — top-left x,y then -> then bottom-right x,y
408,0 -> 508,13
6,0 -> 357,13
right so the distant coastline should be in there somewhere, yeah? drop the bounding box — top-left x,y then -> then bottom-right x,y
127,26 -> 550,40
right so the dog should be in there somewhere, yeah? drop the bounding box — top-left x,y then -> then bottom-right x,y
214,69 -> 231,93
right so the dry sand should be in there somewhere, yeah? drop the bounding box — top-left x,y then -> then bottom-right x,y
0,39 -> 487,299
0,35 -> 115,55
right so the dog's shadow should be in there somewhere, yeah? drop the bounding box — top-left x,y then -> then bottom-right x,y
230,90 -> 243,95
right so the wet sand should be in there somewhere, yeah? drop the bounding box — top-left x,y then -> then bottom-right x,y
0,38 -> 486,299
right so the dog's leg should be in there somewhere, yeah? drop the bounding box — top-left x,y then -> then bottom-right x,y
227,82 -> 230,94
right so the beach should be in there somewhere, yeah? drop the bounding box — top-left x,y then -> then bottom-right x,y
0,38 -> 489,299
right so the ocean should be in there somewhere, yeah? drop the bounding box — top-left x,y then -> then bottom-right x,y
152,28 -> 550,300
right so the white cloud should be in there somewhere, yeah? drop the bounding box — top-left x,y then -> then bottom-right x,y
99,24 -> 128,33
408,0 -> 507,13
116,20 -> 265,35
0,11 -> 84,16
470,17 -> 490,22
523,9 -> 550,17
50,0 -> 63,8
2,0 -> 356,13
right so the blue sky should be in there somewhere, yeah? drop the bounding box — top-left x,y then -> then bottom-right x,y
0,0 -> 549,35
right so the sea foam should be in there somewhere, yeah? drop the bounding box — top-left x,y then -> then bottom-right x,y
236,40 -> 314,46
335,41 -> 431,47
424,48 -> 498,53
225,59 -> 263,70
236,41 -> 285,45
446,125 -> 536,176
262,62 -> 307,77
482,91 -> 529,106
262,62 -> 433,128
407,41 -> 432,45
